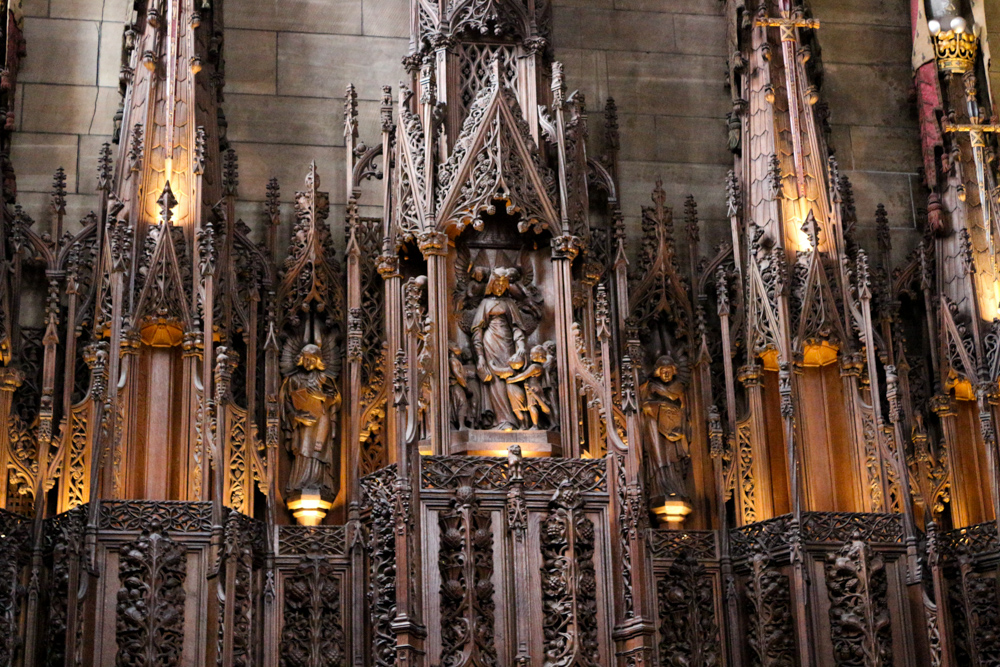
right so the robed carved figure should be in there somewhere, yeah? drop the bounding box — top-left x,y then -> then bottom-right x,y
640,355 -> 690,499
280,335 -> 342,503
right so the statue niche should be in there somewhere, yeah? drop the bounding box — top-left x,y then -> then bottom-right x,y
274,165 -> 346,525
448,216 -> 560,454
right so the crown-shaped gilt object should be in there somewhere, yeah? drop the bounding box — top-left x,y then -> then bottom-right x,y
934,29 -> 978,74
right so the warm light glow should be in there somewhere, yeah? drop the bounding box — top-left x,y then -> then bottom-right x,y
654,498 -> 694,529
783,197 -> 813,252
801,340 -> 839,367
287,492 -> 333,526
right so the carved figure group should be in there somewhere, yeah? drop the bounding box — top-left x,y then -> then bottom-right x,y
452,244 -> 555,431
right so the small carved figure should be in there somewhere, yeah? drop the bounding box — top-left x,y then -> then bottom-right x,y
506,344 -> 552,429
416,327 -> 433,440
640,355 -> 689,499
448,342 -> 470,429
280,336 -> 342,500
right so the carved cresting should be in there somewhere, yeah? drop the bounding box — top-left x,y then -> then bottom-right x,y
539,481 -> 599,667
438,484 -> 497,666
114,519 -> 188,667
824,533 -> 893,667
278,556 -> 345,667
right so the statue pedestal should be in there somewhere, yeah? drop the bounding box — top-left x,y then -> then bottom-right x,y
440,429 -> 561,457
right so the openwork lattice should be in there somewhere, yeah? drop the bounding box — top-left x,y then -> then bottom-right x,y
800,512 -> 903,545
279,526 -> 347,557
457,43 -> 518,117
98,501 -> 214,532
939,521 -> 999,564
420,456 -> 607,493
649,530 -> 717,561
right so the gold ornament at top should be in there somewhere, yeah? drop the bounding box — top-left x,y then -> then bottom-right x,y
932,28 -> 978,74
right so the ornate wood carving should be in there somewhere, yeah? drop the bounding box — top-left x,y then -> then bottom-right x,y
115,520 -> 188,667
745,545 -> 795,667
278,556 -> 345,667
539,481 -> 599,667
438,485 -> 497,666
656,549 -> 722,667
824,534 -> 893,667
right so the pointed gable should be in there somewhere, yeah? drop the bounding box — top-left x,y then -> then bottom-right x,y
436,66 -> 559,236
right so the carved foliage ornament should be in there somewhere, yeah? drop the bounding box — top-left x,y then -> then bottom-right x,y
656,549 -> 722,667
115,520 -> 187,667
438,485 -> 498,666
279,556 -> 345,667
539,481 -> 599,667
824,534 -> 893,667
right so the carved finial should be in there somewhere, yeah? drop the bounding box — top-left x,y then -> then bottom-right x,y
345,82 -> 358,140
684,195 -> 699,246
222,148 -> 238,196
158,181 -> 178,225
725,170 -> 740,218
393,347 -> 408,406
875,204 -> 890,257
128,123 -> 144,171
826,155 -> 841,204
380,85 -> 394,132
551,61 -> 565,107
769,153 -> 782,198
51,167 -> 67,216
856,248 -> 871,300
97,142 -> 114,192
265,177 -> 280,221
918,241 -> 932,291
604,97 -> 619,151
621,355 -> 637,414
197,220 -> 215,278
193,126 -> 207,175
595,283 -> 610,341
715,267 -> 730,317
959,228 -> 975,275
110,217 -> 133,273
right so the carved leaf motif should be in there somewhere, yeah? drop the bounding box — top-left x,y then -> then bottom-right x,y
539,482 -> 600,667
115,521 -> 187,667
279,556 -> 345,667
656,549 -> 721,667
438,486 -> 498,667
824,536 -> 893,667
